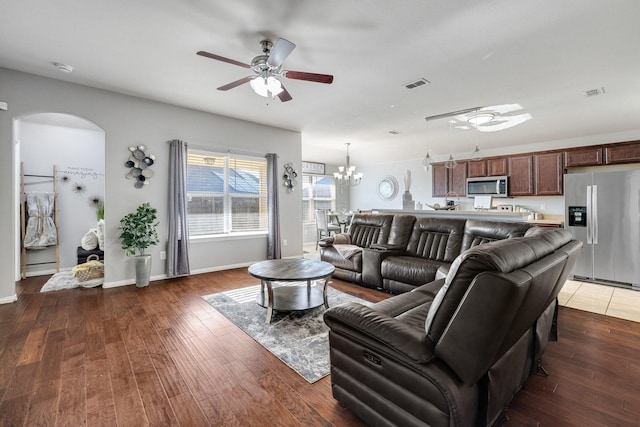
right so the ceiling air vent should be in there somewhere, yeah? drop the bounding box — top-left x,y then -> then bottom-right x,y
404,78 -> 430,89
388,130 -> 401,135
584,87 -> 605,97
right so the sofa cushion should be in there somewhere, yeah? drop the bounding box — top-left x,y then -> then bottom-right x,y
348,214 -> 394,248
405,218 -> 465,262
320,246 -> 363,272
381,256 -> 449,287
461,219 -> 531,252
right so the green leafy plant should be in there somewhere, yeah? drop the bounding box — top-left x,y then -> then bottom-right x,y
96,201 -> 105,221
118,203 -> 159,256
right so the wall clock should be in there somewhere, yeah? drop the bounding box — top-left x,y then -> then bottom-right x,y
377,175 -> 399,200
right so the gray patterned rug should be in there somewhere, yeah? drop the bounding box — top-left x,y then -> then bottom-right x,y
202,283 -> 370,383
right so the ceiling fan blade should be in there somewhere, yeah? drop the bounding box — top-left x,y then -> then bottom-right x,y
217,76 -> 253,91
197,50 -> 251,69
267,38 -> 296,68
277,85 -> 293,102
284,70 -> 334,84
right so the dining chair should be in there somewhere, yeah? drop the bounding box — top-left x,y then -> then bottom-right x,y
314,209 -> 341,249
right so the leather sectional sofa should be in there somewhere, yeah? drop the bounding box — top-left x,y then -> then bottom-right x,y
323,227 -> 582,426
320,213 -> 532,294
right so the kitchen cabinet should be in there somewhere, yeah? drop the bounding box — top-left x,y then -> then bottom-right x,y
487,157 -> 508,176
605,141 -> 640,164
468,160 -> 487,177
534,152 -> 564,195
565,147 -> 603,167
432,163 -> 448,197
432,161 -> 467,197
508,155 -> 534,196
467,157 -> 507,177
449,161 -> 468,196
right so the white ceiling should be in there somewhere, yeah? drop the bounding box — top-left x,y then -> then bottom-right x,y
2,0 -> 640,165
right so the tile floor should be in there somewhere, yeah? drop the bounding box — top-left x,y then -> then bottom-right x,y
304,243 -> 640,323
559,279 -> 640,323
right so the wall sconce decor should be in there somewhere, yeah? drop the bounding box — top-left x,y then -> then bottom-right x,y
125,145 -> 155,189
283,163 -> 298,192
124,145 -> 156,188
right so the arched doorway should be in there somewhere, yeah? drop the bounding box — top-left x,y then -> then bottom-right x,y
15,113 -> 105,280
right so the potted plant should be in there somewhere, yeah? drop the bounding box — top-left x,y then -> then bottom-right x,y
118,202 -> 159,287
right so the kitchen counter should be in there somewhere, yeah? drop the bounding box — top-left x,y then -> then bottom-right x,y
374,209 -> 564,226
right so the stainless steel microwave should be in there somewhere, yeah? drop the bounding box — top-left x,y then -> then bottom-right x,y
466,176 -> 509,197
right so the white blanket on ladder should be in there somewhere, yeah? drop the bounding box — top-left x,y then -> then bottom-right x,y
24,192 -> 57,249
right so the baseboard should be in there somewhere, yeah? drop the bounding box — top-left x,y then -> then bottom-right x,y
102,273 -> 168,289
0,294 -> 18,304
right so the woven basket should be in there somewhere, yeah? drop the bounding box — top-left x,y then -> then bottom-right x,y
72,254 -> 104,282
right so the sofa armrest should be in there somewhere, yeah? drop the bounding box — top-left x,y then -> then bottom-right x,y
324,302 -> 435,363
319,233 -> 352,247
369,243 -> 406,251
362,246 -> 405,288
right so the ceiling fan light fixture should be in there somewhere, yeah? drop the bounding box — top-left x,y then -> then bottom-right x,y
266,76 -> 284,95
249,76 -> 269,97
467,112 -> 496,125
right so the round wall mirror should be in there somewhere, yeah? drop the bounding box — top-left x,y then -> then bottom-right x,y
377,175 -> 399,200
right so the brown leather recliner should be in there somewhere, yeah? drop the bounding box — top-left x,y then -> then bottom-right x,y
324,228 -> 582,426
319,214 -> 396,283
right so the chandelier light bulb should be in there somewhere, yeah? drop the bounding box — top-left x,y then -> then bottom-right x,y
334,143 -> 363,193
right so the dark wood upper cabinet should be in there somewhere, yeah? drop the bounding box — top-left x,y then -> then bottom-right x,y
487,157 -> 508,176
468,160 -> 487,177
535,152 -> 564,195
449,161 -> 468,196
429,140 -> 639,199
432,163 -> 448,197
432,162 -> 467,197
565,147 -> 603,167
508,155 -> 534,196
605,141 -> 640,164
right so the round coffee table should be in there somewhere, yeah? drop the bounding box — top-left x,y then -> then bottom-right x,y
248,258 -> 335,323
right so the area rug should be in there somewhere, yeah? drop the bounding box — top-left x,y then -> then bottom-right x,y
40,271 -> 103,292
202,283 -> 370,383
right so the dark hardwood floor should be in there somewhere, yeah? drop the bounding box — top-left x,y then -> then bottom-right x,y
1,269 -> 639,426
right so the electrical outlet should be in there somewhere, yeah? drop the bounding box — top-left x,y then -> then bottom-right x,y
160,251 -> 166,260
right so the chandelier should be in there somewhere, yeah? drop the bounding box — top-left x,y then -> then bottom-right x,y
333,143 -> 363,191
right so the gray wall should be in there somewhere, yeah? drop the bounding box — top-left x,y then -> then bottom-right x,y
0,68 -> 303,302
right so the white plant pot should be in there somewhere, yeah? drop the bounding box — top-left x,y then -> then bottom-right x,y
134,254 -> 152,287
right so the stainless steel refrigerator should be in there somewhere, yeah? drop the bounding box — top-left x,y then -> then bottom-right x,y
564,169 -> 640,289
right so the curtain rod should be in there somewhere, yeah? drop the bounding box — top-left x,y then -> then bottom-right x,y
168,140 -> 271,158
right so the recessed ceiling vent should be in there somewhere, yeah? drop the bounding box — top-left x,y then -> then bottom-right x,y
404,78 -> 430,89
584,87 -> 605,97
388,130 -> 401,135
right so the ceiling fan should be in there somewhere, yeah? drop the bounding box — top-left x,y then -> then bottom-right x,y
197,38 -> 333,102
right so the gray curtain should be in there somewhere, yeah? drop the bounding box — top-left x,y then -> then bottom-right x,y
168,139 -> 190,277
266,153 -> 281,259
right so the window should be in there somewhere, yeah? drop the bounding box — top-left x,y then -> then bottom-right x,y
302,174 -> 336,223
186,150 -> 268,237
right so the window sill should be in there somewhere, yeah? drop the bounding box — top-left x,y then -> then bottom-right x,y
190,231 -> 268,243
